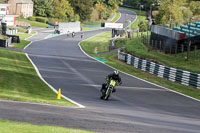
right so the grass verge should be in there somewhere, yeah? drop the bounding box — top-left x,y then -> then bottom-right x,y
12,28 -> 36,49
124,37 -> 200,73
16,18 -> 48,28
13,40 -> 31,49
0,120 -> 95,133
0,49 -> 75,106
80,32 -> 111,54
111,11 -> 121,22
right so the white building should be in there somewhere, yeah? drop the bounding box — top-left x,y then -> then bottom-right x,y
8,0 -> 34,18
0,4 -> 9,16
0,4 -> 15,26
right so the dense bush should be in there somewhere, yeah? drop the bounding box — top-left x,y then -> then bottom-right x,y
35,17 -> 48,23
28,16 -> 36,21
115,38 -> 128,48
48,18 -> 68,23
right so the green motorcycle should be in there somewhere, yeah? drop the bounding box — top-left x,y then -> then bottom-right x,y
100,79 -> 117,100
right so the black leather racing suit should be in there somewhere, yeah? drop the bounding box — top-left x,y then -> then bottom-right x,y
101,73 -> 122,93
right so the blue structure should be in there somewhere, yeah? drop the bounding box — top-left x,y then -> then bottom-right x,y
150,21 -> 200,54
173,21 -> 200,38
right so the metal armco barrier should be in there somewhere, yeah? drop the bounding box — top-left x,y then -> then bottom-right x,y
118,50 -> 200,89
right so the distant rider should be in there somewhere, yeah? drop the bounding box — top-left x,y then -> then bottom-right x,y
81,32 -> 84,38
72,32 -> 75,38
101,70 -> 122,93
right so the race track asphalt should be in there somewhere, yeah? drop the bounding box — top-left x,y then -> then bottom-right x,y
0,9 -> 200,133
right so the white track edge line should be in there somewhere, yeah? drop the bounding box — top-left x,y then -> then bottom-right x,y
78,10 -> 200,103
25,54 -> 85,108
24,31 -> 38,49
114,10 -> 121,22
24,31 -> 85,108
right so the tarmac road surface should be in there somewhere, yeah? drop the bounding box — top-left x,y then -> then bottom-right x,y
0,9 -> 200,133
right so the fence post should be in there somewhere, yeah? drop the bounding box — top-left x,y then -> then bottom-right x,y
160,40 -> 162,51
155,40 -> 157,50
175,44 -> 177,54
148,38 -> 150,51
181,44 -> 184,58
170,46 -> 172,54
181,44 -> 184,53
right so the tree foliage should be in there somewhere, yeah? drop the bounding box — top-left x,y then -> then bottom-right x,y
69,0 -> 94,22
189,1 -> 200,15
155,0 -> 185,24
93,0 -> 123,20
52,0 -> 75,20
32,0 -> 123,22
123,0 -> 159,9
154,0 -> 200,24
0,0 -> 7,3
32,0 -> 54,17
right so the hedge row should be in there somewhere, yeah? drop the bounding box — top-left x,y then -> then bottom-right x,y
28,16 -> 48,23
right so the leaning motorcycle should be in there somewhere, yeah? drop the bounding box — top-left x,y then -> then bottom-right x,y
100,79 -> 117,100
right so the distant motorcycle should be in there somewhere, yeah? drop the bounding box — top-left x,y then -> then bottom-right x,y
100,79 -> 117,100
72,32 -> 75,38
81,33 -> 84,38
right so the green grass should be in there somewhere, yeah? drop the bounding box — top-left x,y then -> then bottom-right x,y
13,40 -> 31,49
81,27 -> 97,31
0,49 -> 75,106
114,38 -> 128,48
0,120 -> 95,133
80,32 -> 112,54
14,32 -> 34,40
14,27 -> 27,33
16,18 -> 48,28
111,11 -> 121,22
12,32 -> 36,49
122,37 -> 200,74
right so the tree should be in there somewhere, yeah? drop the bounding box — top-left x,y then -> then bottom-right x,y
32,0 -> 54,17
96,2 -> 106,19
139,20 -> 148,32
95,0 -> 123,20
155,0 -> 186,24
0,0 -> 7,3
189,1 -> 200,15
180,7 -> 193,19
69,0 -> 94,22
123,0 -> 140,7
106,0 -> 123,10
53,0 -> 75,19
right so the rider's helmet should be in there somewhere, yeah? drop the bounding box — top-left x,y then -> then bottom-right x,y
113,70 -> 119,76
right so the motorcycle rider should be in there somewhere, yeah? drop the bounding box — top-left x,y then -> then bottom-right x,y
72,32 -> 75,38
101,70 -> 122,94
81,32 -> 84,38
